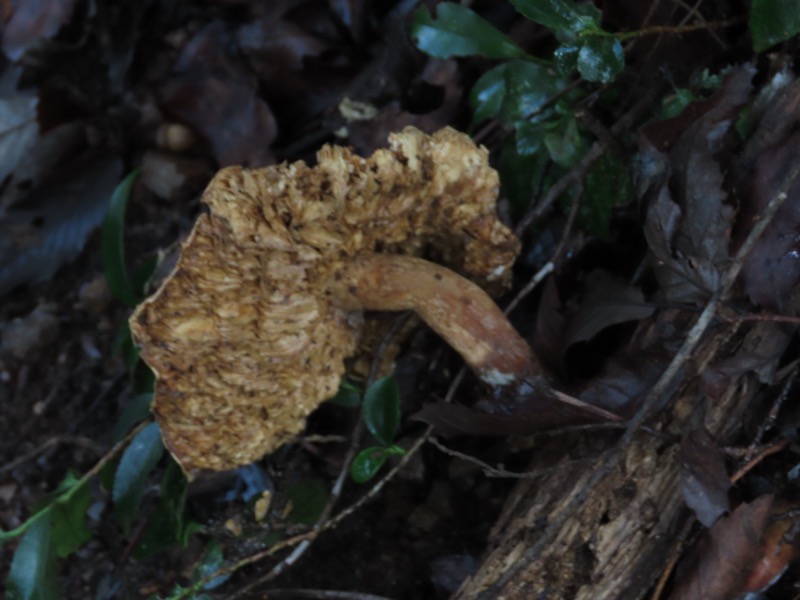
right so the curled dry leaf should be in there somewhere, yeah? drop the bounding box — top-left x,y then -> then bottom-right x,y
131,126 -> 530,472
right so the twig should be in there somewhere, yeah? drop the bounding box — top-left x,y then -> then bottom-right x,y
227,315 -> 413,598
0,436 -> 105,474
428,436 -> 599,479
478,154 -> 799,598
514,91 -> 656,237
748,370 -> 797,458
614,16 -> 745,40
731,438 -> 792,483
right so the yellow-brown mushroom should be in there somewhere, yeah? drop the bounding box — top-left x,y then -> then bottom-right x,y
130,126 -> 552,473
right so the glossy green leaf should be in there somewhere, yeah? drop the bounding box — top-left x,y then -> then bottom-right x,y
113,421 -> 164,533
285,480 -> 328,526
113,393 -> 153,443
509,0 -> 597,32
412,3 -> 530,59
362,376 -> 401,445
471,61 -> 565,126
554,44 -> 579,74
470,64 -> 509,124
750,0 -> 800,51
543,115 -> 587,168
6,515 -> 59,600
191,540 -> 230,591
350,446 -> 404,484
102,169 -> 141,308
577,37 -> 624,83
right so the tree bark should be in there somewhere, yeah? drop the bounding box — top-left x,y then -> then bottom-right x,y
454,312 -> 790,599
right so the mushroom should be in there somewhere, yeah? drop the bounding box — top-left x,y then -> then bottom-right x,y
130,126 -> 595,473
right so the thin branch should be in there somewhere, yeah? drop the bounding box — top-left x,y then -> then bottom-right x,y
478,156 -> 800,598
227,314 -> 413,598
615,16 -> 745,40
428,436 -> 599,479
0,436 -> 105,474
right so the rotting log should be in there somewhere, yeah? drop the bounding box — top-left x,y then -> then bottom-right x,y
454,311 -> 791,599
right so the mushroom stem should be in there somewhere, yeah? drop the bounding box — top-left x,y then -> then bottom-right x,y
329,253 -> 542,388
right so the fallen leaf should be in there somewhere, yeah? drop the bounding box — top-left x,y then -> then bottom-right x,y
159,21 -> 277,167
680,427 -> 731,528
639,66 -> 754,303
562,270 -> 655,351
0,153 -> 123,296
669,495 -> 773,600
2,0 -> 78,61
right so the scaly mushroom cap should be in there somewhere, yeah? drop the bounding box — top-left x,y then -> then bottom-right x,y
130,126 -> 520,472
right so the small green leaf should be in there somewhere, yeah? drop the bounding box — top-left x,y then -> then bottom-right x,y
284,480 -> 328,526
113,393 -> 153,443
6,515 -> 59,600
577,37 -> 624,83
659,88 -> 696,120
543,115 -> 587,168
350,447 -> 391,483
750,0 -> 800,51
102,169 -> 141,308
362,376 -> 401,445
554,44 -> 579,74
327,379 -> 361,408
509,0 -> 597,32
113,421 -> 164,533
412,3 -> 530,59
191,540 -> 230,591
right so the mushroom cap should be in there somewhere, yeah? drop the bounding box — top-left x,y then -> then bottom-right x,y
130,126 -> 520,472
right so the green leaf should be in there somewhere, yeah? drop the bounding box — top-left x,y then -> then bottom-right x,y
362,376 -> 401,445
554,44 -> 579,74
327,379 -> 362,408
49,480 -> 91,558
499,135 -> 546,214
191,540 -> 230,591
509,0 -> 598,32
412,3 -> 530,59
471,61 -> 566,127
659,88 -> 696,120
576,154 -> 634,239
750,0 -> 800,51
543,115 -> 587,168
284,480 -> 328,526
113,421 -> 164,533
470,64 -> 509,125
102,169 -> 141,308
113,393 -> 153,443
133,459 -> 188,559
351,447 -> 387,483
577,37 -> 624,83
6,515 -> 59,600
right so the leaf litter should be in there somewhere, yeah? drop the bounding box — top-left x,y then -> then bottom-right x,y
2,1 -> 800,598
